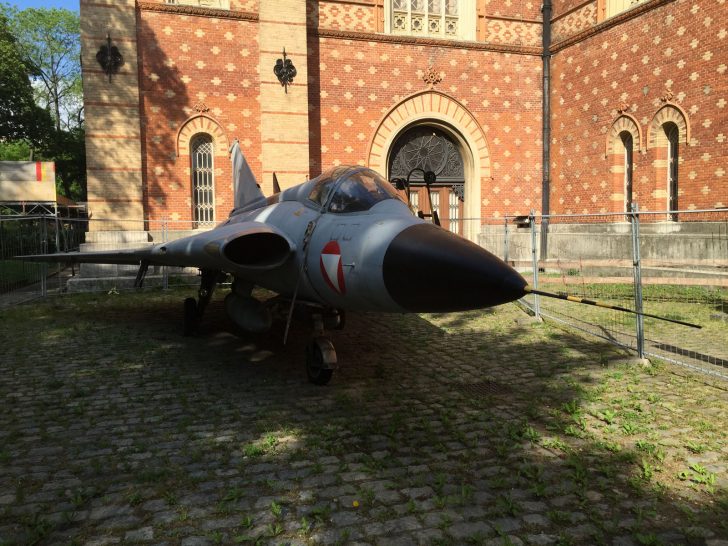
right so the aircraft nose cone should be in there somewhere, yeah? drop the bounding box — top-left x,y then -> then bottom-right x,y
382,223 -> 527,312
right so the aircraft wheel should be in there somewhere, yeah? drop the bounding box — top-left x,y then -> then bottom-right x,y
183,297 -> 198,336
306,337 -> 336,385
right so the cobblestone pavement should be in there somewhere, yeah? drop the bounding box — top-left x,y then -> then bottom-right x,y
1,289 -> 726,546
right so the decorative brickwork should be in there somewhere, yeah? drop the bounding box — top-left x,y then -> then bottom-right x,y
486,18 -> 541,48
552,0 -> 595,19
136,7 -> 260,223
484,0 -> 543,20
647,103 -> 690,148
606,114 -> 642,155
177,115 -> 230,157
313,1 -> 376,32
313,37 -> 543,220
367,89 -> 492,224
78,0 -> 726,227
552,2 -> 597,42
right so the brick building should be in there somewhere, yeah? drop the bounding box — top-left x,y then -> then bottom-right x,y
80,0 -> 726,236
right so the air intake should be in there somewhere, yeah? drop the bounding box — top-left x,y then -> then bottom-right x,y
223,232 -> 291,268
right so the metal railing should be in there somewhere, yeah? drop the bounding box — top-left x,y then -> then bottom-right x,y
0,216 -> 204,306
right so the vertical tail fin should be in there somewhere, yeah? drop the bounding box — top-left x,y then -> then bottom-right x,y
229,139 -> 265,211
272,172 -> 281,194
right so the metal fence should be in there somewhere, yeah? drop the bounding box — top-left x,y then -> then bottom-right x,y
0,215 -> 87,305
0,216 -> 203,306
490,207 -> 728,380
2,209 -> 727,381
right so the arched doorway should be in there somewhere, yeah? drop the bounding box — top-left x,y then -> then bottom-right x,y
388,124 -> 465,234
367,90 -> 490,241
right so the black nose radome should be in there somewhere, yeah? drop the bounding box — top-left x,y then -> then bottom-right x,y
383,223 -> 527,313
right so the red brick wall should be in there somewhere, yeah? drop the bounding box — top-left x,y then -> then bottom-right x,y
550,0 -> 728,215
552,0 -> 595,18
484,0 -> 542,20
137,9 -> 260,224
312,38 -> 544,219
128,0 -> 725,224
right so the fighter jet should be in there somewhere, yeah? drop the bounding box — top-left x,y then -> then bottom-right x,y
21,142 -> 698,384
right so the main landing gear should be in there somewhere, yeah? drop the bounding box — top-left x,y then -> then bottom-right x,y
182,274 -> 344,386
183,269 -> 224,336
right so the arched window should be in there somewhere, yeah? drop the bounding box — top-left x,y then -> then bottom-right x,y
666,122 -> 679,221
621,132 -> 633,214
606,115 -> 640,215
191,134 -> 215,228
647,105 -> 689,220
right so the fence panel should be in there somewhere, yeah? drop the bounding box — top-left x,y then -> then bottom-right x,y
495,208 -> 728,380
521,211 -> 640,353
635,209 -> 728,379
0,216 -> 87,305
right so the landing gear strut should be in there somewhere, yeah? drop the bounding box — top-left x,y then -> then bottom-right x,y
305,313 -> 337,385
183,269 -> 224,336
306,337 -> 336,385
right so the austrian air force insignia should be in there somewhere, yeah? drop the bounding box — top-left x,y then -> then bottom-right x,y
320,240 -> 346,295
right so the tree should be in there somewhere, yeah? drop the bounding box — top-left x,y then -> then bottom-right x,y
0,12 -> 53,148
5,5 -> 82,131
45,126 -> 86,201
0,5 -> 85,200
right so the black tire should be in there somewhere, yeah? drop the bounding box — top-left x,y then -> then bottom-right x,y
183,297 -> 198,336
306,339 -> 335,385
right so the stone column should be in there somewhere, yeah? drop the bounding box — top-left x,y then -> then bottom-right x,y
81,0 -> 145,232
75,0 -> 151,287
258,0 -> 311,193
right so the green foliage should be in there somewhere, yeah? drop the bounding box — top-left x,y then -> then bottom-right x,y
0,139 -> 32,160
44,126 -> 86,201
3,4 -> 81,130
0,11 -> 53,145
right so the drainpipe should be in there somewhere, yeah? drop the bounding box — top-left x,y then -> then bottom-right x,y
541,0 -> 552,261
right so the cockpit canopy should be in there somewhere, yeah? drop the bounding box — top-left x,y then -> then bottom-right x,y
308,166 -> 404,213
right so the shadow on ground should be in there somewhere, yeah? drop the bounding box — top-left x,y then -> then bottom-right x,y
0,288 -> 726,545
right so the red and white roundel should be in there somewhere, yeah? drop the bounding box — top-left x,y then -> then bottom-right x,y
320,240 -> 346,295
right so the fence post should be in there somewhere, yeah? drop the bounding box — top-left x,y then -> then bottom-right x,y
630,203 -> 645,358
530,209 -> 540,319
40,218 -> 48,298
162,219 -> 169,290
503,217 -> 509,262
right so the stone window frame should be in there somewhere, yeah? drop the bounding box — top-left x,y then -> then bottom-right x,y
384,0 -> 477,41
647,104 -> 690,220
176,114 -> 229,227
606,114 -> 642,214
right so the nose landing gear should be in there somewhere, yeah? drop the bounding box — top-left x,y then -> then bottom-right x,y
306,337 -> 336,385
304,312 -> 339,385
